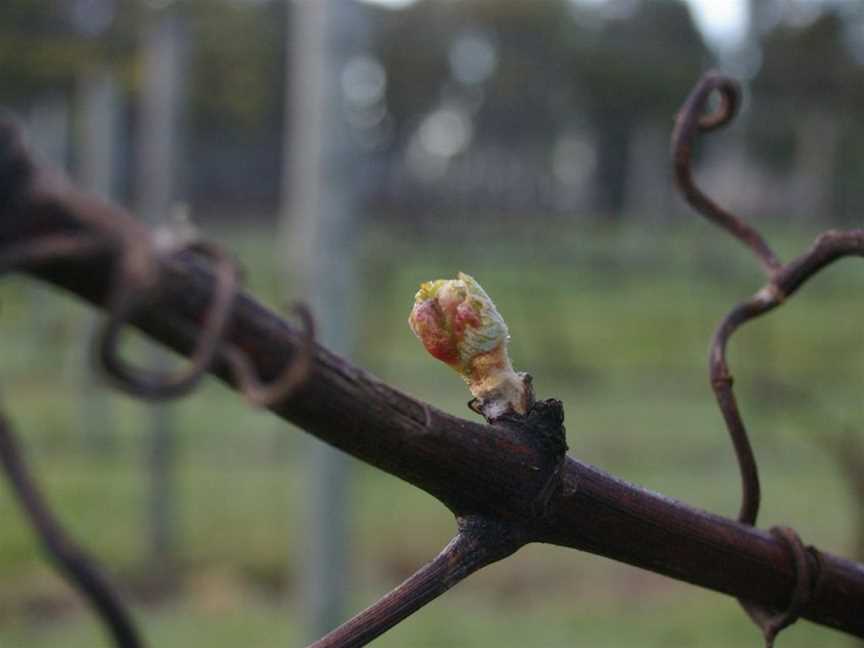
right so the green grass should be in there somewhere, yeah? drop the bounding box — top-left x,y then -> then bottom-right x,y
0,571 -> 851,648
0,219 -> 861,646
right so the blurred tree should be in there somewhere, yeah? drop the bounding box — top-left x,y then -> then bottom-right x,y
0,0 -> 283,119
369,0 -> 710,218
0,0 -> 144,106
0,0 -> 95,103
752,9 -> 864,221
570,0 -> 711,217
371,0 -> 450,146
452,0 -> 580,148
181,0 -> 288,213
0,0 -> 718,219
370,0 -> 601,159
18,1 -> 864,223
0,1 -> 286,213
184,0 -> 285,133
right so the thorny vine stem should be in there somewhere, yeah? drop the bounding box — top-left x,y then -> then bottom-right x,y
673,71 -> 864,644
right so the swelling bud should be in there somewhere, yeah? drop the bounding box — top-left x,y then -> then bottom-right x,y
408,272 -> 532,419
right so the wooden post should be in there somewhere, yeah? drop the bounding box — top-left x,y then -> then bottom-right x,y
136,9 -> 186,572
76,67 -> 118,455
26,96 -> 69,349
282,0 -> 369,638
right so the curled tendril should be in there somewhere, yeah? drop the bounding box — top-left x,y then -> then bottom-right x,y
96,239 -> 239,400
0,220 -> 316,648
693,76 -> 739,132
0,114 -> 321,647
671,72 -> 782,275
224,303 -> 315,407
0,214 -> 315,408
709,297 -> 776,526
743,527 -> 819,648
673,72 -> 864,647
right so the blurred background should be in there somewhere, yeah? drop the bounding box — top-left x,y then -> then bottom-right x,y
1,0 -> 863,646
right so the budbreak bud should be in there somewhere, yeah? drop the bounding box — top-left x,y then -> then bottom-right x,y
408,272 -> 532,419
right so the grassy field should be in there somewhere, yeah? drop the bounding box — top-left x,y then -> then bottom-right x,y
0,218 -> 861,646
